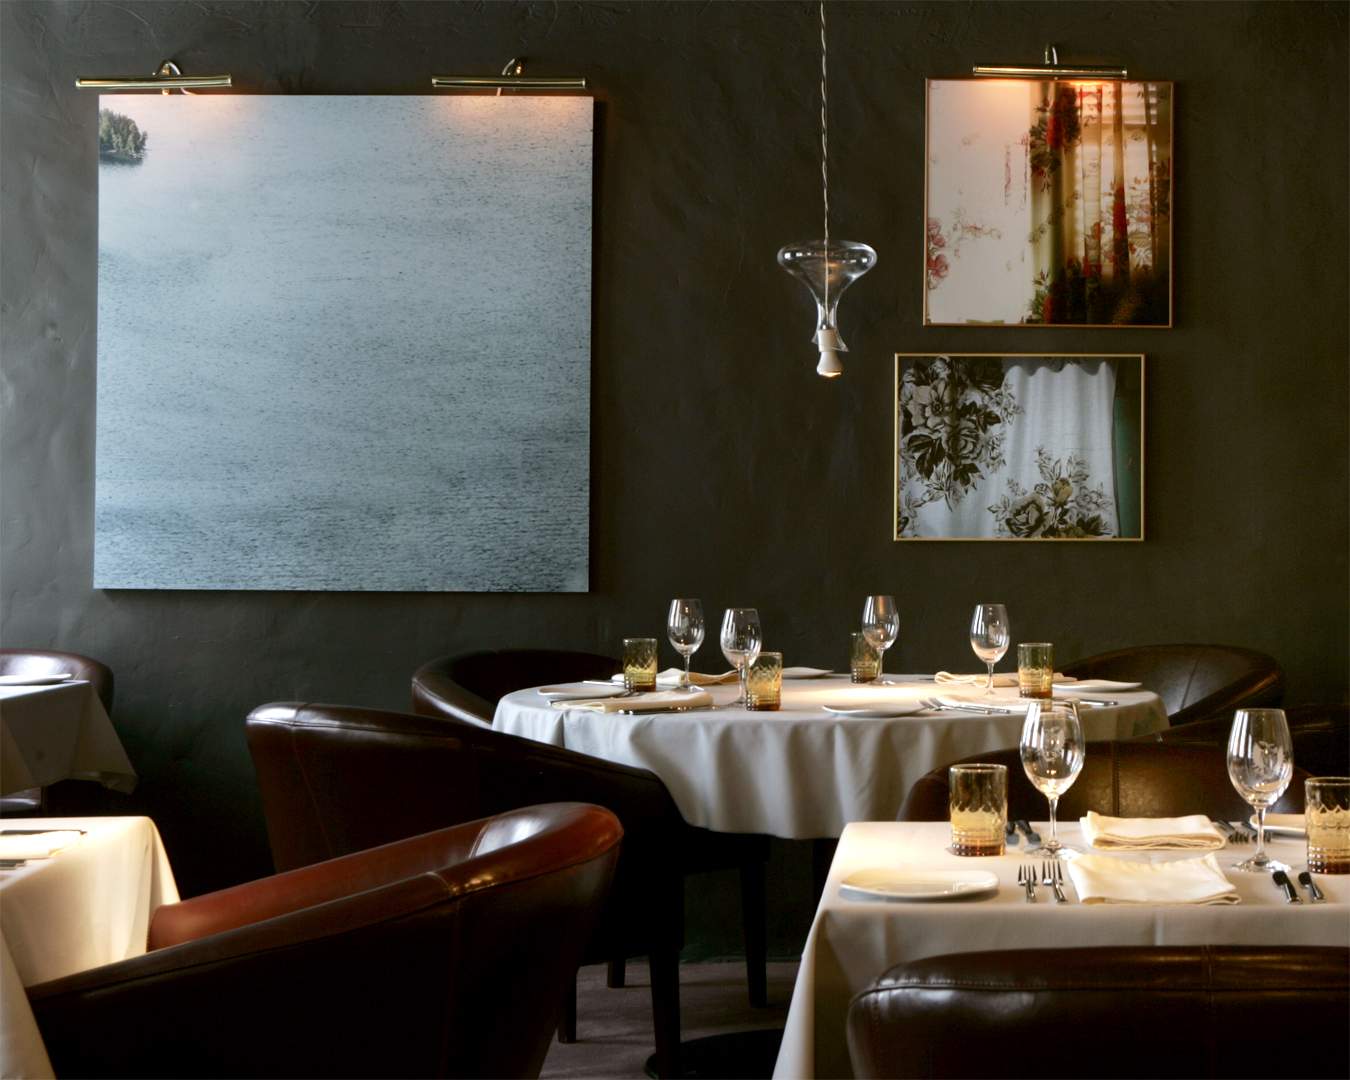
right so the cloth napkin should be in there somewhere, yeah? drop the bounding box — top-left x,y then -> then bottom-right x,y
935,671 -> 1019,688
1066,852 -> 1240,905
552,689 -> 713,713
610,669 -> 738,688
1081,811 -> 1227,851
0,831 -> 83,860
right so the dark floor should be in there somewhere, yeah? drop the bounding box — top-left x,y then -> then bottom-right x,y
540,960 -> 800,1080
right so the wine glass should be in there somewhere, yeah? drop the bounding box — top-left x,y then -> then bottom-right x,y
1019,700 -> 1085,859
720,608 -> 762,708
1226,708 -> 1294,872
969,604 -> 1011,696
667,599 -> 705,693
861,596 -> 900,684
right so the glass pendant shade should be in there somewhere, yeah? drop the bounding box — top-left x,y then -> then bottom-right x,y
777,240 -> 877,377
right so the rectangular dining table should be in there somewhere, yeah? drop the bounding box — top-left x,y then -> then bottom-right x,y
773,820 -> 1350,1079
0,682 -> 137,796
0,816 -> 177,1079
495,676 -> 1168,839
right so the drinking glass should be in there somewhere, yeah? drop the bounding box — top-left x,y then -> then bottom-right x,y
746,651 -> 783,711
1306,777 -> 1350,874
622,637 -> 658,692
1019,700 -> 1085,859
861,595 -> 899,685
1226,708 -> 1294,872
949,764 -> 1007,856
1017,642 -> 1054,699
849,632 -> 881,683
720,608 -> 762,707
969,604 -> 1011,695
667,599 -> 705,693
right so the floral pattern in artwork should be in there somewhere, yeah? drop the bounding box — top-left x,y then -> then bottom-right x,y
987,448 -> 1112,538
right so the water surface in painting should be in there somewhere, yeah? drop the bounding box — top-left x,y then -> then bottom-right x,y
96,95 -> 591,591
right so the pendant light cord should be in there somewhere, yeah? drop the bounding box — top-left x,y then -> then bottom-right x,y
819,0 -> 830,313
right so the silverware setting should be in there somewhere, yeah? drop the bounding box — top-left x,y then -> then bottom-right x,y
1058,696 -> 1119,707
1271,869 -> 1302,904
1016,863 -> 1037,902
0,859 -> 27,869
918,697 -> 1014,716
1041,860 -> 1068,902
1298,870 -> 1326,903
1209,818 -> 1248,845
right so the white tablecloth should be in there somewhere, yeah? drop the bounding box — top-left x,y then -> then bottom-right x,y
774,821 -> 1350,1079
495,677 -> 1167,838
0,817 -> 177,1079
0,684 -> 137,795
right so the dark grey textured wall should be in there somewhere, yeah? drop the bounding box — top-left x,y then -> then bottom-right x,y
3,1 -> 1347,947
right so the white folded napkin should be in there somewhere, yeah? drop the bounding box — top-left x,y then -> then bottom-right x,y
1081,811 -> 1226,851
1053,679 -> 1141,692
552,689 -> 713,713
0,831 -> 83,860
610,669 -> 737,688
1066,852 -> 1240,905
935,671 -> 1019,687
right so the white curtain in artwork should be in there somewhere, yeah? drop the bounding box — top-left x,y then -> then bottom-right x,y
900,358 -> 1119,539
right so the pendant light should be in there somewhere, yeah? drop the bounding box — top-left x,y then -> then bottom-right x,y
777,1 -> 876,379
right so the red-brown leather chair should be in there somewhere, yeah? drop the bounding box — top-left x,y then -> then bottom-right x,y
1061,643 -> 1284,726
246,701 -> 767,1077
29,803 -> 622,1079
847,946 -> 1350,1079
0,648 -> 116,815
411,649 -> 617,728
1144,704 -> 1349,779
899,740 -> 1310,823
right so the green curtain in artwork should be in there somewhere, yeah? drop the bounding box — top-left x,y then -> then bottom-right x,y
1028,81 -> 1170,325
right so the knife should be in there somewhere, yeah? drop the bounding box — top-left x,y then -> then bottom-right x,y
1015,819 -> 1041,844
1297,870 -> 1326,903
1272,869 -> 1302,904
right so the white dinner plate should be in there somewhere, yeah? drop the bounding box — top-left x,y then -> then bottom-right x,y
823,703 -> 925,719
0,674 -> 74,686
1053,679 -> 1142,692
839,867 -> 1000,903
783,667 -> 833,679
1250,813 -> 1306,838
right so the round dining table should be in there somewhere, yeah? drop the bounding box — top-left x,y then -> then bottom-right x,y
494,676 -> 1169,839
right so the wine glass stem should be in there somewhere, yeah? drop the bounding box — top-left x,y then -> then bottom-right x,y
877,648 -> 885,684
683,653 -> 692,690
1254,806 -> 1267,862
985,661 -> 994,694
739,662 -> 748,706
1047,795 -> 1060,848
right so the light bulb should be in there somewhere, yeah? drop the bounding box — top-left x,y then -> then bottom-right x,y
778,240 -> 877,377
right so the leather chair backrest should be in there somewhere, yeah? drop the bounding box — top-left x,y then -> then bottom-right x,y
898,740 -> 1310,822
1061,644 -> 1283,725
0,649 -> 114,712
1148,703 -> 1349,779
411,649 -> 617,726
847,946 -> 1350,1079
32,804 -> 622,1080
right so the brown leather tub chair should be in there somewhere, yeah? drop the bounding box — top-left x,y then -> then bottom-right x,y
246,702 -> 768,1077
411,648 -> 617,727
847,946 -> 1350,1079
0,648 -> 116,815
1061,643 -> 1284,726
1146,703 -> 1350,779
899,740 -> 1310,822
30,803 -> 622,1079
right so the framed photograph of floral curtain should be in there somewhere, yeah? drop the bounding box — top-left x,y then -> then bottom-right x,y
924,79 -> 1172,326
894,354 -> 1144,541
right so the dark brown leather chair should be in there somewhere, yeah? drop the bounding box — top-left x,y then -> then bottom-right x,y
0,648 -> 116,815
1061,643 -> 1284,726
899,740 -> 1310,822
30,803 -> 622,1079
847,946 -> 1350,1079
1145,704 -> 1349,779
411,649 -> 617,727
246,702 -> 768,1077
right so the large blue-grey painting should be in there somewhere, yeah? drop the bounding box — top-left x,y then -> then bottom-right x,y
95,96 -> 591,591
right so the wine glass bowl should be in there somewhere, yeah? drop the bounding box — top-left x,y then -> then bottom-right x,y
861,595 -> 900,685
667,599 -> 705,692
1019,700 -> 1085,859
969,604 -> 1011,696
1226,708 -> 1294,872
720,608 -> 762,708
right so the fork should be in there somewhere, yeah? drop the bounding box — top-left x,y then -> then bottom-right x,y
1041,860 -> 1067,902
1210,817 -> 1247,844
1016,864 -> 1037,902
919,697 -> 1013,716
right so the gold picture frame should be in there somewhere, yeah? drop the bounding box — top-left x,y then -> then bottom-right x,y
893,353 -> 1145,542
